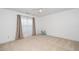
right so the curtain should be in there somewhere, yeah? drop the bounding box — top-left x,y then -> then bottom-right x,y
15,15 -> 24,40
32,17 -> 36,36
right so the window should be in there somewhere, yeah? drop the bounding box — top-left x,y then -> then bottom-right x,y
21,16 -> 32,37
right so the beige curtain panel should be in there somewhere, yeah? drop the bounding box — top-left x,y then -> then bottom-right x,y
15,15 -> 24,40
32,17 -> 36,36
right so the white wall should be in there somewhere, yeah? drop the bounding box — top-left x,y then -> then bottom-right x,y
0,9 -> 32,44
36,9 -> 79,41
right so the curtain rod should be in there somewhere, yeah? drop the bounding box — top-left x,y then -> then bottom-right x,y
17,14 -> 35,18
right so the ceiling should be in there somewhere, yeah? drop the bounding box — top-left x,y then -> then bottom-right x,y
5,8 -> 74,17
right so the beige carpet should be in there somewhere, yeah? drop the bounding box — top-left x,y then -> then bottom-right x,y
0,35 -> 79,51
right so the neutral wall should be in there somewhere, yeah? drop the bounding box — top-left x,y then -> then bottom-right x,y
36,9 -> 79,41
0,9 -> 32,44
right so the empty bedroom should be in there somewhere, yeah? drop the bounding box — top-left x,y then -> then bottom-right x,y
0,8 -> 79,51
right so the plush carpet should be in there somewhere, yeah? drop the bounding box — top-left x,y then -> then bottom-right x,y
0,35 -> 79,51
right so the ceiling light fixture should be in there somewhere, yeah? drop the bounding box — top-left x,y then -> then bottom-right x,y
39,9 -> 42,13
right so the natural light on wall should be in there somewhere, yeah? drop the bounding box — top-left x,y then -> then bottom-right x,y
21,16 -> 32,37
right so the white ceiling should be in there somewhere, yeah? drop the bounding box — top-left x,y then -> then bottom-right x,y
6,8 -> 74,17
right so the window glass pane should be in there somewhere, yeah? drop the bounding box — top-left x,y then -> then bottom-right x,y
21,16 -> 32,37
28,20 -> 32,25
